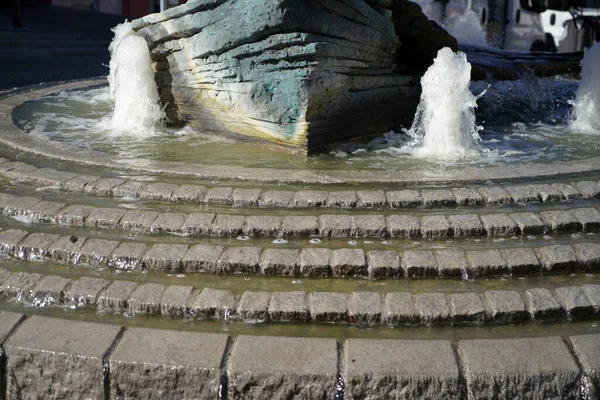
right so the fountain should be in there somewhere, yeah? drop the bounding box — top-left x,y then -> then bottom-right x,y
0,1 -> 600,399
571,42 -> 600,134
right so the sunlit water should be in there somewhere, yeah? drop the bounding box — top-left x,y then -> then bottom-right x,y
449,11 -> 488,48
571,42 -> 600,134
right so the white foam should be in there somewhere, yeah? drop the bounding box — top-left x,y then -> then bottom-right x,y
449,11 -> 488,47
571,42 -> 600,134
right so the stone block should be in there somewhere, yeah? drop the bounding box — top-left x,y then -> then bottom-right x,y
448,214 -> 483,237
421,215 -> 451,238
110,328 -> 228,400
0,272 -> 42,300
435,249 -> 467,277
535,245 -> 580,273
421,189 -> 456,207
572,180 -> 600,198
318,214 -> 353,237
160,285 -> 194,318
111,180 -> 146,198
386,215 -> 420,238
260,248 -> 299,276
62,174 -> 100,192
299,248 -> 332,277
182,244 -> 223,273
218,246 -> 262,274
483,290 -> 526,322
190,288 -> 236,320
367,250 -> 401,278
0,229 -> 29,255
149,213 -> 187,233
244,215 -> 283,236
27,200 -> 66,222
258,190 -> 295,207
182,212 -> 215,235
448,292 -> 485,323
232,188 -> 262,206
15,232 -> 60,261
504,184 -> 541,203
552,182 -> 582,199
499,248 -> 541,275
237,291 -> 271,322
228,335 -> 338,400
478,186 -> 512,204
120,209 -> 159,232
143,243 -> 188,271
128,283 -> 165,315
171,184 -> 206,202
413,293 -> 450,324
331,248 -> 367,277
480,213 -> 518,236
402,250 -> 437,277
451,187 -> 484,206
282,215 -> 318,236
554,286 -> 594,319
325,191 -> 357,208
349,292 -> 381,325
30,275 -> 71,307
79,238 -> 120,265
386,190 -> 422,207
56,204 -> 94,226
581,284 -> 600,311
5,316 -> 122,400
382,292 -> 414,325
48,235 -> 87,264
268,291 -> 309,321
0,312 -> 24,344
138,182 -> 179,200
211,214 -> 246,236
109,242 -> 147,270
354,214 -> 387,237
569,334 -> 600,390
65,277 -> 110,307
97,280 -> 139,313
309,292 -> 350,323
525,288 -> 562,320
293,190 -> 328,208
570,207 -> 600,231
356,190 -> 386,208
509,212 -> 547,234
530,183 -> 565,202
205,186 -> 234,204
83,177 -> 126,196
28,168 -> 77,186
539,210 -> 580,233
85,207 -> 126,229
466,249 -> 509,277
2,196 -> 39,217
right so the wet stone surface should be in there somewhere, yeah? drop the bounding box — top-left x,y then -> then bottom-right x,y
525,288 -> 562,320
483,291 -> 526,322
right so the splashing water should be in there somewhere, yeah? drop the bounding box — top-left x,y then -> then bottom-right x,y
571,42 -> 600,134
449,11 -> 488,47
405,47 -> 483,160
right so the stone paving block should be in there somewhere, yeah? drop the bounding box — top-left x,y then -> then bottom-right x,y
554,286 -> 595,318
160,285 -> 194,318
15,232 -> 60,260
319,214 -> 353,237
413,293 -> 451,324
349,292 -> 381,325
448,214 -> 483,237
367,250 -> 401,278
258,190 -> 294,207
0,229 -> 28,254
535,245 -> 580,273
570,207 -> 600,231
382,292 -> 415,325
299,248 -> 332,277
0,272 -> 42,299
108,242 -> 147,270
48,235 -> 87,264
83,177 -> 126,196
228,335 -> 338,400
268,291 -> 309,321
483,290 -> 526,321
232,188 -> 262,206
171,184 -> 206,202
4,163 -> 37,180
451,187 -> 484,206
0,192 -> 17,209
581,284 -> 600,311
539,210 -> 580,232
143,243 -> 188,271
260,248 -> 299,276
5,316 -> 122,400
244,215 -> 283,236
0,311 -> 24,344
480,213 -> 518,236
27,200 -> 66,222
386,215 -> 420,238
62,174 -> 100,192
530,183 -> 565,202
525,288 -> 562,320
421,215 -> 451,238
569,334 -> 600,389
110,328 -> 227,400
56,204 -> 94,226
237,291 -> 271,322
205,186 -> 234,204
509,212 -> 547,234
499,247 -> 541,275
79,238 -> 120,265
149,213 -> 187,233
344,339 -> 461,400
504,184 -> 541,203
85,207 -> 125,229
293,190 -> 328,208
120,209 -> 159,232
0,268 -> 10,285
3,195 -> 41,216
466,249 -> 509,277
309,292 -> 350,323
28,168 -> 78,186
325,191 -> 357,208
386,190 -> 422,207
551,182 -> 582,199
478,186 -> 512,204
435,249 -> 468,277
402,250 -> 437,277
211,214 -> 246,236
218,246 -> 262,274
190,287 -> 236,320
448,292 -> 485,323
354,214 -> 387,237
97,280 -> 139,313
64,277 -> 109,307
182,212 -> 215,235
458,337 -> 581,400
282,215 -> 318,236
138,182 -> 179,200
421,189 -> 457,207
572,180 -> 600,198
331,248 -> 367,277
182,244 -> 223,273
30,275 -> 71,306
127,283 -> 164,315
356,190 -> 387,208
111,180 -> 147,198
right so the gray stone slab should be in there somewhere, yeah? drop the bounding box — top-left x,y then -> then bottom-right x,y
0,272 -> 42,300
448,214 -> 483,237
138,182 -> 179,200
190,287 -> 236,320
120,209 -> 159,232
478,186 -> 513,204
143,243 -> 188,271
258,190 -> 295,207
307,292 -> 350,324
554,286 -> 595,318
171,184 -> 206,202
282,215 -> 318,236
211,214 -> 246,236
149,213 -> 187,233
5,316 -> 122,400
244,215 -> 283,236
382,292 -> 415,325
530,183 -> 565,202
581,284 -> 600,311
62,174 -> 100,192
402,250 -> 437,277
0,311 -> 24,344
299,248 -> 332,277
128,283 -> 164,315
509,212 -> 547,234
325,191 -> 357,208
349,292 -> 381,325
48,235 -> 87,264
356,190 -> 387,208
504,184 -> 541,203
386,190 -> 422,207
536,245 -> 580,273
525,287 -> 563,320
65,277 -> 109,308
108,242 -> 147,270
539,210 -> 580,233
293,190 -> 328,208
386,215 -> 420,238
232,188 -> 262,206
451,187 -> 484,206
228,335 -> 338,400
4,163 -> 37,181
111,180 -> 146,198
268,291 -> 309,321
83,177 -> 126,196
28,168 -> 78,186
182,212 -> 215,235
160,285 -> 194,318
421,189 -> 457,207
15,232 -> 60,261
331,248 -> 367,277
572,180 -> 600,198
569,334 -> 600,390
30,275 -> 71,307
80,238 -> 120,265
466,249 -> 509,277
367,250 -> 401,278
448,292 -> 485,323
0,192 -> 17,210
570,207 -> 600,231
483,290 -> 527,321
85,207 -> 125,229
480,213 -> 518,236
0,229 -> 28,255
182,244 -> 223,273
218,246 -> 262,274
499,247 -> 541,275
552,182 -> 582,199
421,215 -> 451,238
413,293 -> 451,324
354,215 -> 387,237
56,204 -> 94,226
318,214 -> 353,237
97,280 -> 139,313
27,200 -> 66,222
237,291 -> 271,322
3,195 -> 42,216
344,339 -> 461,399
260,248 -> 299,276
435,249 -> 468,277
205,186 -> 234,204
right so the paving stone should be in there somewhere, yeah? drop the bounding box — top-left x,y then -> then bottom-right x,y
382,292 -> 415,325
28,168 -> 78,186
478,186 -> 512,204
138,182 -> 179,200
480,213 -> 518,236
260,248 -> 299,276
569,333 -> 600,390
85,207 -> 125,229
4,163 -> 37,180
244,215 -> 283,236
83,177 -> 126,196
413,293 -> 450,324
149,213 -> 187,233
111,180 -> 146,198
218,246 -> 262,274
354,214 -> 387,237
0,229 -> 28,254
448,214 -> 483,237
64,277 -> 109,307
356,190 -> 387,208
0,268 -> 10,286
97,280 -> 139,313
554,286 -> 595,318
182,212 -> 215,235
232,188 -> 262,206
466,249 -> 509,277
120,209 -> 159,232
3,195 -> 41,216
30,275 -> 71,307
62,174 -> 100,192
127,283 -> 164,315
15,232 -> 60,261
110,328 -> 227,400
56,204 -> 94,226
325,191 -> 357,208
282,215 -> 318,236
386,215 -> 420,238
570,207 -> 600,231
258,190 -> 294,207
421,215 -> 451,238
228,335 -> 338,400
421,189 -> 457,207
107,242 -> 147,270
349,292 -> 381,325
143,243 -> 188,271
367,250 -> 401,278
525,288 -> 562,320
451,187 -> 484,206
268,291 -> 309,321
483,290 -> 526,321
504,184 -> 541,203
434,249 -> 468,277
499,248 -> 541,275
318,214 -> 353,237
509,212 -> 547,234
237,291 -> 271,322
211,214 -> 246,236
0,192 -> 17,209
0,272 -> 42,300
160,285 -> 194,318
27,200 -> 66,222
171,184 -> 206,202
79,238 -> 120,265
48,235 -> 87,264
385,190 -> 422,207
190,288 -> 236,320
530,183 -> 565,202
182,244 -> 223,273
293,190 -> 328,207
0,311 -> 24,344
539,210 -> 580,232
572,180 -> 600,198
299,248 -> 332,277
402,250 -> 437,277
535,245 -> 580,273
448,292 -> 485,323
309,291 -> 350,323
331,248 -> 367,277
344,339 -> 461,399
552,182 -> 582,199
458,337 -> 580,400
581,284 -> 600,311
205,186 -> 234,204
5,316 -> 122,400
